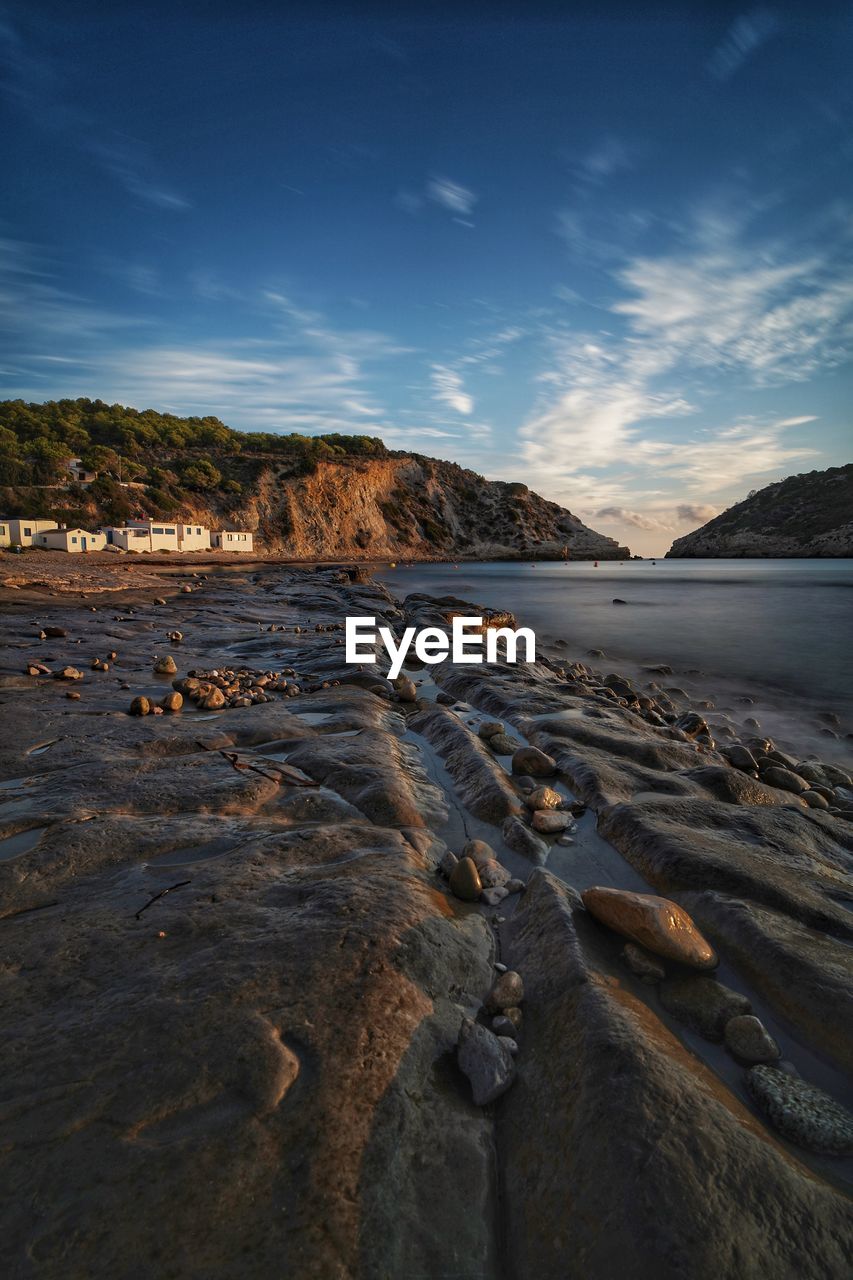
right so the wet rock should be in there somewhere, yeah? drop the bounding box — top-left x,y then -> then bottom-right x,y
393,675 -> 417,703
726,744 -> 759,772
55,667 -> 83,681
457,1017 -> 516,1106
531,810 -> 573,833
511,746 -> 556,777
762,766 -> 809,794
675,711 -> 709,738
200,686 -> 226,710
478,721 -> 504,739
129,696 -> 151,716
502,816 -> 549,862
621,942 -> 665,984
802,790 -> 829,810
439,850 -> 459,878
43,625 -> 67,638
166,630 -> 183,643
161,691 -> 183,713
476,859 -> 511,889
486,971 -> 524,1011
746,1066 -> 853,1154
581,886 -> 717,969
497,1036 -> 519,1056
66,690 -> 81,701
724,1015 -> 780,1063
436,691 -> 455,705
505,878 -> 526,895
481,887 -> 509,907
488,733 -> 520,755
154,655 -> 178,675
525,785 -> 562,811
461,839 -> 496,866
822,763 -> 851,788
492,1014 -> 517,1038
449,857 -> 482,902
658,975 -> 751,1041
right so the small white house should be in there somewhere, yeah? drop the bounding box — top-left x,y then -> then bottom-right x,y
7,518 -> 58,547
37,527 -> 107,553
213,529 -> 254,552
66,458 -> 97,485
127,519 -> 181,552
0,520 -> 10,548
103,525 -> 155,552
177,522 -> 211,551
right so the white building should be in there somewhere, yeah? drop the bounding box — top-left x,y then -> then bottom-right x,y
36,527 -> 107,553
0,520 -> 10,548
176,521 -> 211,551
103,519 -> 213,553
66,458 -> 98,485
212,529 -> 254,552
6,518 -> 59,547
102,525 -> 155,552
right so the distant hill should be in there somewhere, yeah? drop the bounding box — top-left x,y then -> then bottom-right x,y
666,465 -> 853,558
0,398 -> 630,560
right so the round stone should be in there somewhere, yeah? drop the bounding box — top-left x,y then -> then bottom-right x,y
724,1015 -> 780,1063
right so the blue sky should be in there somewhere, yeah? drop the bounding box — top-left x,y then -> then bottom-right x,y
1,2 -> 851,554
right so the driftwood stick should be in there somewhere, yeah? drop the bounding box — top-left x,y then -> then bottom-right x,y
134,880 -> 191,921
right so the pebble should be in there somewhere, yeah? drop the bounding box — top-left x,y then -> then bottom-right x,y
511,746 -> 557,777
488,733 -> 520,755
462,838 -> 497,866
486,970 -> 524,1012
153,655 -> 178,675
762,766 -> 809,794
457,1017 -> 516,1106
746,1065 -> 853,1153
54,667 -> 83,681
505,878 -> 525,894
449,857 -> 482,902
492,1014 -> 516,1037
478,721 -> 504,739
494,962 -> 508,973
724,1015 -> 780,1063
658,975 -> 751,1041
532,810 -> 573,833
481,886 -> 509,907
582,886 -> 717,969
129,696 -> 151,716
66,691 -> 81,700
621,942 -> 665,984
161,691 -> 183,713
393,675 -> 417,703
525,785 -> 563,811
497,1036 -> 519,1056
476,859 -> 511,889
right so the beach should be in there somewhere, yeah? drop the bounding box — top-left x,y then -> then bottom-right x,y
0,556 -> 851,1277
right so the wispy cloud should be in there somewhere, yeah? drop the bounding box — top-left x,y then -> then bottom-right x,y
431,364 -> 473,415
707,8 -> 779,82
427,176 -> 477,216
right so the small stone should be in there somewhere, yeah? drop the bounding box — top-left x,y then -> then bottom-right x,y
621,942 -> 665,984
486,970 -> 524,1012
802,790 -> 829,810
658,975 -> 751,1041
526,785 -> 562,811
462,839 -> 497,866
129,696 -> 150,716
494,962 -> 508,973
502,815 -> 549,862
449,857 -> 482,902
532,809 -> 573,833
65,690 -> 81,701
488,733 -> 520,755
675,711 -> 709,738
478,721 -> 504,739
763,766 -> 809,794
476,859 -> 511,889
200,686 -> 226,710
582,886 -> 717,969
166,630 -> 183,643
724,1015 -> 780,1063
457,1017 -> 516,1106
497,1036 -> 519,1056
43,626 -> 66,638
161,691 -> 183,713
505,878 -> 526,894
481,886 -> 509,907
492,1014 -> 516,1037
746,1065 -> 853,1153
151,706 -> 164,715
439,850 -> 459,879
511,746 -> 556,777
393,674 -> 417,703
154,656 -> 178,675
502,1006 -> 523,1030
55,667 -> 83,681
726,744 -> 759,772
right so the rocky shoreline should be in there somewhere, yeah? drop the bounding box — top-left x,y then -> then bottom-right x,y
0,562 -> 851,1278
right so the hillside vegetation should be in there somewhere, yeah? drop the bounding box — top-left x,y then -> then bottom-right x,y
0,398 -> 630,560
667,465 -> 853,558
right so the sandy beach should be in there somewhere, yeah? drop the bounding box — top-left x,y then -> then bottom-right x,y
0,556 -> 851,1277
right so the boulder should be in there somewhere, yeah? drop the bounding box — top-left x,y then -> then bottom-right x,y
658,976 -> 751,1041
531,810 -> 573,833
762,767 -> 809,794
581,886 -> 717,969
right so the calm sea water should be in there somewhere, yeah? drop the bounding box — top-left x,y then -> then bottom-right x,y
375,559 -> 853,757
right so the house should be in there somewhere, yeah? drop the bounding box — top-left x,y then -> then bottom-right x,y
176,522 -> 211,551
0,520 -> 10,548
212,529 -> 254,552
36,527 -> 107,553
7,518 -> 59,547
101,525 -> 154,552
103,519 -> 212,553
66,458 -> 98,485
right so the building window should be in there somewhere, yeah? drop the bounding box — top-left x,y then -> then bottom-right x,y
24,527 -> 32,536
72,536 -> 78,544
153,527 -> 164,535
196,527 -> 201,535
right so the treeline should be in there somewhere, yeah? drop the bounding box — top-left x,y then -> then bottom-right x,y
0,398 -> 389,520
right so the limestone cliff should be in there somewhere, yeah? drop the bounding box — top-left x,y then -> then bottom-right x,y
667,465 -> 853,558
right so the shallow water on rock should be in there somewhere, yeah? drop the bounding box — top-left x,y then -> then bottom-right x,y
0,826 -> 47,861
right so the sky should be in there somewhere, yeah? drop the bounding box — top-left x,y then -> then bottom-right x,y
1,1 -> 852,555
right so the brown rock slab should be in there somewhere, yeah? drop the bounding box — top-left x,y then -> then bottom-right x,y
581,886 -> 717,969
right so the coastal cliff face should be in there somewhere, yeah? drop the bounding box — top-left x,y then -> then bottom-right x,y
240,455 -> 630,560
667,465 -> 853,558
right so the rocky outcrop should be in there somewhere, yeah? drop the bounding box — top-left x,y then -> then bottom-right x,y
667,464 -> 853,558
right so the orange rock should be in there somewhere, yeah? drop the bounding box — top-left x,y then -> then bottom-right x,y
581,886 -> 717,969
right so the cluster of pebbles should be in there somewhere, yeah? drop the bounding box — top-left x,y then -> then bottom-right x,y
128,658 -> 343,714
457,969 -> 525,1105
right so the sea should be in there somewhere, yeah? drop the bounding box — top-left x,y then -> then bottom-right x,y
374,558 -> 853,763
